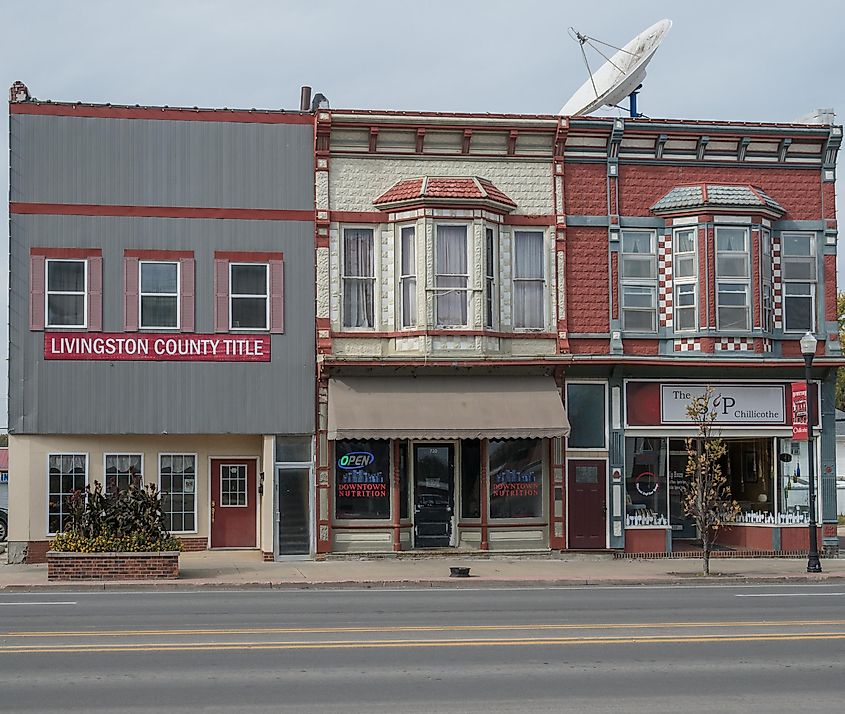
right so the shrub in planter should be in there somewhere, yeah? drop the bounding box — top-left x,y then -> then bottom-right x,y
50,482 -> 183,553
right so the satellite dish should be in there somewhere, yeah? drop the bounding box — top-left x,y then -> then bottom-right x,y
561,19 -> 672,117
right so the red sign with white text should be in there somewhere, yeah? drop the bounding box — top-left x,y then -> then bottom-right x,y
791,382 -> 808,440
45,333 -> 271,362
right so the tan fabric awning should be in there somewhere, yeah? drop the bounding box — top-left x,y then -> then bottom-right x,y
327,376 -> 570,440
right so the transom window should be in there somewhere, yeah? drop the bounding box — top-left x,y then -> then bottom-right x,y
46,260 -> 86,328
48,454 -> 87,534
435,225 -> 469,327
620,231 -> 657,332
342,228 -> 375,328
104,454 -> 143,493
673,228 -> 697,332
159,454 -> 197,533
513,231 -> 544,329
140,261 -> 179,329
781,232 -> 816,333
399,226 -> 416,328
230,263 -> 269,330
716,227 -> 750,331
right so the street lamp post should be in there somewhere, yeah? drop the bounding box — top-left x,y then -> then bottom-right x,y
799,331 -> 822,573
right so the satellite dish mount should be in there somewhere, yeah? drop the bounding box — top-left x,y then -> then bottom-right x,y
561,19 -> 672,118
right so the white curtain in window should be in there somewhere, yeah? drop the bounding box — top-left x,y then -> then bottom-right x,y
436,226 -> 468,325
514,232 -> 544,328
400,227 -> 416,327
343,230 -> 374,328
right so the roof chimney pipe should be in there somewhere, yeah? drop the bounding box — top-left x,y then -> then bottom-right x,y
300,86 -> 312,112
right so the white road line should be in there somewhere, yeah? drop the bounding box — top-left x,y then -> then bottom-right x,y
0,602 -> 78,606
735,592 -> 845,598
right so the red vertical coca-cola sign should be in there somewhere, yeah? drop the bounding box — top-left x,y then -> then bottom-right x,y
791,382 -> 808,441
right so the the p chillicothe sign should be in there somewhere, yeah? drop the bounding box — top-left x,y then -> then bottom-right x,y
660,384 -> 786,425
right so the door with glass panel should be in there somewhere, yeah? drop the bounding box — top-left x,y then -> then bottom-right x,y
275,467 -> 311,556
413,444 -> 454,548
567,460 -> 606,549
210,459 -> 256,548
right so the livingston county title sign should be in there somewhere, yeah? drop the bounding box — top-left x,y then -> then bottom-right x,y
44,332 -> 271,362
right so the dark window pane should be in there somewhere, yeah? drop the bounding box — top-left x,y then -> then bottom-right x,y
141,296 -> 178,327
47,261 -> 85,291
567,383 -> 606,448
785,296 -> 813,332
334,440 -> 390,519
231,264 -> 268,295
489,439 -> 543,519
140,262 -> 177,293
399,442 -> 409,520
231,297 -> 267,329
460,439 -> 481,519
47,294 -> 85,326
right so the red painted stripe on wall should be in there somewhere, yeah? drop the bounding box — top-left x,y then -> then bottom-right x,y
30,247 -> 102,258
11,102 -> 314,125
214,251 -> 284,262
11,202 -> 314,222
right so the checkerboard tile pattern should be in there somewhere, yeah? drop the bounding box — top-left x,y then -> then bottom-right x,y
772,238 -> 782,329
673,338 -> 702,352
658,233 -> 673,328
715,337 -> 753,351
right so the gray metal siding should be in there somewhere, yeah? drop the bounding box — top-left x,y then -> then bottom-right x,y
9,214 -> 315,436
10,115 -> 314,210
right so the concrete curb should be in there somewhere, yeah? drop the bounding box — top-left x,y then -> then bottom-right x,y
2,572 -> 844,592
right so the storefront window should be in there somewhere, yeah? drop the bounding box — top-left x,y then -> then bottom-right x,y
668,440 -> 697,538
724,438 -> 774,523
334,440 -> 390,519
566,383 -> 606,449
489,439 -> 543,519
461,439 -> 481,519
777,439 -> 811,524
625,437 -> 668,526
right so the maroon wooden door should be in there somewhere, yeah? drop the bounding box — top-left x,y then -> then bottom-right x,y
211,460 -> 257,548
567,460 -> 606,549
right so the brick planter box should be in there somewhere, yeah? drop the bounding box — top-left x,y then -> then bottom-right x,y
46,551 -> 180,581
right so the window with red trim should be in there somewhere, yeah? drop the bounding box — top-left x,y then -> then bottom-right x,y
214,251 -> 284,333
30,248 -> 102,332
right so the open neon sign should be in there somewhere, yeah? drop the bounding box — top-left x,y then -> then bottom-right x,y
337,452 -> 375,470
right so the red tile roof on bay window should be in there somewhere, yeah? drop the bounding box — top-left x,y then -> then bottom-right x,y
373,176 -> 517,211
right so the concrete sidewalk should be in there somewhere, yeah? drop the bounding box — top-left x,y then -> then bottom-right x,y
2,549 -> 845,590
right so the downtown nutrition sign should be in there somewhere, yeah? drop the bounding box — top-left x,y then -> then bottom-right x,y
45,332 -> 271,362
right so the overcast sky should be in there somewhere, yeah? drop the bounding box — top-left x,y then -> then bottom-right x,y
1,0 -> 843,428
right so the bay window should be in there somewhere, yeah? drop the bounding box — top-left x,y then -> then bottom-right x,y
781,232 -> 816,333
673,228 -> 696,332
513,231 -> 544,329
435,225 -> 469,326
716,227 -> 750,330
485,228 -> 496,329
342,228 -> 375,328
620,231 -> 657,332
399,226 -> 416,328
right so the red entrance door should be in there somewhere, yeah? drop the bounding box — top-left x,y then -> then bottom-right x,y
567,460 -> 606,549
211,459 -> 257,548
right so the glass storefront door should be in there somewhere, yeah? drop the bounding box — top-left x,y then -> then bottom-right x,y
275,466 -> 311,557
668,440 -> 697,539
413,444 -> 454,548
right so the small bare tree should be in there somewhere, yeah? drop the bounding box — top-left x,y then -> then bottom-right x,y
683,388 -> 740,575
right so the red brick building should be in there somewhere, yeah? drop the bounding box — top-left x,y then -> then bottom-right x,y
314,109 -> 842,555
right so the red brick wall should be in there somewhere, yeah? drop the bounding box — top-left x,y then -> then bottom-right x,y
824,254 -> 836,322
624,339 -> 659,356
615,165 -> 823,219
47,552 -> 179,581
569,338 -> 609,354
780,527 -> 811,551
717,526 -> 773,550
24,540 -> 50,564
566,227 -> 609,332
564,163 -> 606,216
178,537 -> 208,552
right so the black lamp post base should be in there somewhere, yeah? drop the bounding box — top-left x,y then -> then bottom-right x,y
807,557 -> 823,573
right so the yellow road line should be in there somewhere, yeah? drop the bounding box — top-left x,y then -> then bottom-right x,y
4,619 -> 844,639
2,632 -> 844,654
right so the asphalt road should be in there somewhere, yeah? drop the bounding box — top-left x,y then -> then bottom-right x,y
1,583 -> 844,713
